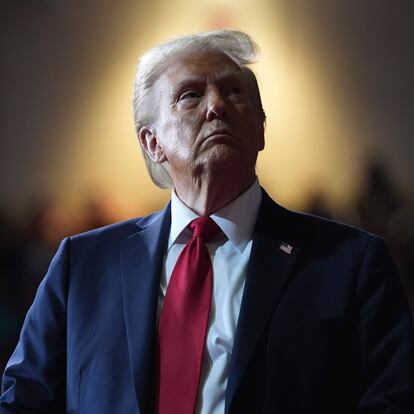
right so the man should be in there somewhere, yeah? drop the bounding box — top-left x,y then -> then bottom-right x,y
1,30 -> 414,414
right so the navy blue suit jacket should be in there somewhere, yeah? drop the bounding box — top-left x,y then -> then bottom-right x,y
1,189 -> 414,413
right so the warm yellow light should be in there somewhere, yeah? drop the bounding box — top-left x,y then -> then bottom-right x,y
61,0 -> 367,217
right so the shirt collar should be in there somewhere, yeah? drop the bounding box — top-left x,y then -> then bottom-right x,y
169,178 -> 262,252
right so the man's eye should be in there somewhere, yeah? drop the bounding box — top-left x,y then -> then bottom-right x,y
179,91 -> 200,101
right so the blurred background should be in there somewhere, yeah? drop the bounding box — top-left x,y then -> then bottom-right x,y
1,0 -> 413,372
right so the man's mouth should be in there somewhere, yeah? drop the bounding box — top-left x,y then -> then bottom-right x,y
205,129 -> 234,139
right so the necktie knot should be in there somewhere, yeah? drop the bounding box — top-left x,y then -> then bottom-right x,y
189,217 -> 221,242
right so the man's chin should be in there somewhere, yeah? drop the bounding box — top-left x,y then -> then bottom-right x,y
202,145 -> 240,164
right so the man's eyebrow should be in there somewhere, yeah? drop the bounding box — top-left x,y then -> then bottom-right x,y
173,78 -> 204,90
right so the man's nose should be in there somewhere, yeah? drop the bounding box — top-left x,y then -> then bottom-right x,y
206,88 -> 226,121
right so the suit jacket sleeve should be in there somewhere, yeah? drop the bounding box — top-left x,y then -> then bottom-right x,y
0,238 -> 69,413
357,236 -> 414,412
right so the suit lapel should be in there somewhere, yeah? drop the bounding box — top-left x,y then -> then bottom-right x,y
120,206 -> 171,414
225,191 -> 302,413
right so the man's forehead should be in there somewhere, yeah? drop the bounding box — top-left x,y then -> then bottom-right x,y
160,50 -> 243,83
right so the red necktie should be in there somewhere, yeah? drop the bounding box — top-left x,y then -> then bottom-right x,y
157,217 -> 221,414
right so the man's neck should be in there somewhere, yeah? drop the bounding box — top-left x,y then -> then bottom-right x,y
172,169 -> 257,217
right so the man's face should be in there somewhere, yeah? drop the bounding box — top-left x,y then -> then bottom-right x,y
148,50 -> 264,183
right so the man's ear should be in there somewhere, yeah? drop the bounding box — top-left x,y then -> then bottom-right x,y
257,120 -> 265,152
139,126 -> 167,164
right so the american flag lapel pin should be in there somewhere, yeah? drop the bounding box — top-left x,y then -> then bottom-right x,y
279,242 -> 293,254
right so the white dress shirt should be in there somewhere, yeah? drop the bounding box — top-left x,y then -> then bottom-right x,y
159,179 -> 262,414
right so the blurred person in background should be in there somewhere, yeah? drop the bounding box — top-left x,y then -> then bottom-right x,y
1,30 -> 414,414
